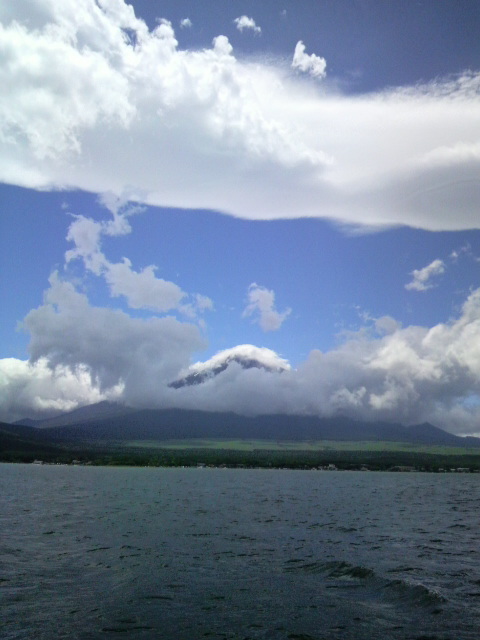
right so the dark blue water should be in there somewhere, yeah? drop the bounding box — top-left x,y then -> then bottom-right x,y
1,464 -> 479,639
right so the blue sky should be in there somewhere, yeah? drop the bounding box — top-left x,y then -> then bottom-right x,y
1,1 -> 480,433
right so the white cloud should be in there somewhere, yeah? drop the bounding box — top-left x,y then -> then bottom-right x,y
374,315 -> 401,335
22,272 -> 205,404
242,283 -> 291,332
0,357 -> 123,422
172,287 -> 480,434
292,41 -> 327,78
64,198 -> 213,317
3,2 -> 480,437
65,215 -> 105,274
212,34 -> 233,56
180,18 -> 192,29
4,274 -> 480,433
187,345 -> 291,376
105,259 -> 186,312
194,294 -> 214,312
179,294 -> 215,321
1,1 -> 479,231
405,259 -> 445,291
234,16 -> 261,34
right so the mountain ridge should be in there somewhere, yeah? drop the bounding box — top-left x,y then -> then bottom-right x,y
11,403 -> 480,448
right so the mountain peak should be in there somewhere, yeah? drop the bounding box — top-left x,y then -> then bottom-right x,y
170,344 -> 290,389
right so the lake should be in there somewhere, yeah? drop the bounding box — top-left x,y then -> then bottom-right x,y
1,464 -> 479,639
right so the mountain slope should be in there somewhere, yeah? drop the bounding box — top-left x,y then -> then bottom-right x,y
36,408 -> 480,448
15,401 -> 134,430
0,422 -> 65,456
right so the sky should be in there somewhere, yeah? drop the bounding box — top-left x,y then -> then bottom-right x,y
1,0 -> 480,434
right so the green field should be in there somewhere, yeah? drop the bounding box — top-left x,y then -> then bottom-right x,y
123,438 -> 477,455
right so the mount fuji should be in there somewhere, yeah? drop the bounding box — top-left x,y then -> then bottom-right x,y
169,345 -> 290,389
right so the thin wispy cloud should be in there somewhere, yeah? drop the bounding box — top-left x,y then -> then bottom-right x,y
449,244 -> 472,262
405,259 -> 446,292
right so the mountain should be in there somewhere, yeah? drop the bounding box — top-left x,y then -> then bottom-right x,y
0,421 -> 64,457
15,401 -> 135,429
169,345 -> 290,388
404,422 -> 467,446
20,407 -> 480,449
13,417 -> 45,428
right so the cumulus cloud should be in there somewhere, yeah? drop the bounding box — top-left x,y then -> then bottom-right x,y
21,272 -> 205,405
374,315 -> 401,336
4,272 -> 480,433
105,259 -> 186,312
180,18 -> 192,29
292,41 -> 327,78
1,0 -> 479,230
211,34 -> 233,56
0,357 -> 123,423
405,259 -> 446,291
242,283 -> 291,331
0,187 -> 213,422
234,15 -> 261,34
169,289 -> 480,435
65,197 -> 212,316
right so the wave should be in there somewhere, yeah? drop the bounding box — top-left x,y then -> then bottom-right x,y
284,559 -> 446,609
384,579 -> 446,608
284,559 -> 376,579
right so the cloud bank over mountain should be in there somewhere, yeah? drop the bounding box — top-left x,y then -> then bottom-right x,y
1,0 -> 479,231
2,268 -> 480,435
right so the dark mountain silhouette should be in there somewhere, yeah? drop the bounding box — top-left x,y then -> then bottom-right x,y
404,422 -> 466,446
10,404 -> 479,448
13,417 -> 45,428
0,421 -> 64,455
15,401 -> 135,430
